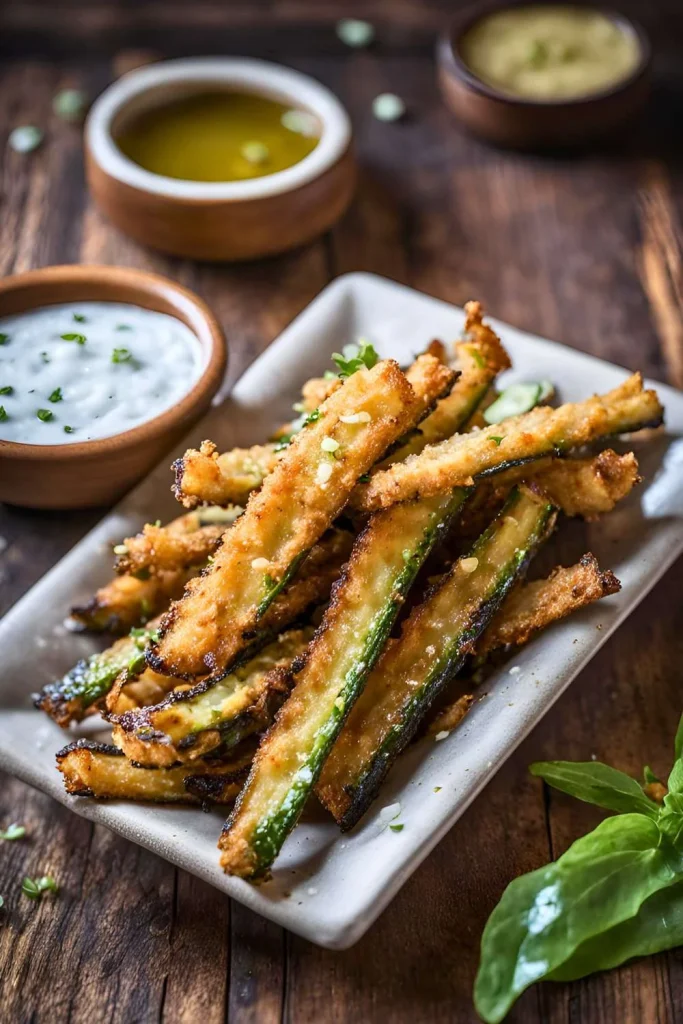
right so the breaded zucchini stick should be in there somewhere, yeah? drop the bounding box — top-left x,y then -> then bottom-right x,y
112,628 -> 312,767
457,450 -> 640,540
70,567 -> 192,634
477,553 -> 621,655
316,486 -> 557,830
427,554 -> 622,736
354,374 -> 663,512
42,530 -> 352,727
57,740 -> 251,804
387,301 -> 511,463
173,352 -> 455,510
115,506 -> 241,577
174,441 -> 281,510
218,487 -> 470,879
148,360 -> 418,681
34,618 -> 162,726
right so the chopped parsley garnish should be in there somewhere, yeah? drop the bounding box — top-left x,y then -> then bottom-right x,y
0,333 -> 9,345
60,332 -> 86,345
48,387 -> 63,403
302,408 -> 321,426
358,473 -> 371,483
389,823 -> 404,833
0,386 -> 13,396
115,324 -> 132,331
331,340 -> 379,378
37,409 -> 53,423
63,425 -> 74,434
0,823 -> 25,841
72,312 -> 87,323
0,406 -> 8,422
21,875 -> 58,900
488,435 -> 504,446
111,347 -> 133,364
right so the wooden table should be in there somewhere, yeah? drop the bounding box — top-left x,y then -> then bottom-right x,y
1,2 -> 682,1021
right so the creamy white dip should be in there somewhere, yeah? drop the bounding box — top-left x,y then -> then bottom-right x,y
0,301 -> 205,445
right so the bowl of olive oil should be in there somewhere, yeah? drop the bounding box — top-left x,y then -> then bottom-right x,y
85,58 -> 355,261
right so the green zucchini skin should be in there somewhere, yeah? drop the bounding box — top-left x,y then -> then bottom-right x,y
219,488 -> 470,880
327,488 -> 557,832
33,626 -> 155,726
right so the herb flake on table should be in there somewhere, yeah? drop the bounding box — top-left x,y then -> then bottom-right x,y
21,875 -> 58,900
48,387 -> 63,403
60,332 -> 86,345
0,823 -> 26,841
0,386 -> 12,396
474,713 -> 683,1023
37,409 -> 53,422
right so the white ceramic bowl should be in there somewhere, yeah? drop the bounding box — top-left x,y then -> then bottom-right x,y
85,58 -> 356,261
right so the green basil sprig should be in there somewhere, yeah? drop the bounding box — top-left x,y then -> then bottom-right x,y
474,714 -> 683,1023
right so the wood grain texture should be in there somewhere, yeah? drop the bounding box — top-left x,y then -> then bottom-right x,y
0,2 -> 682,1022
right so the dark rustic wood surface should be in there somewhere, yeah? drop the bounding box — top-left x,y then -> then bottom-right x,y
1,2 -> 683,1022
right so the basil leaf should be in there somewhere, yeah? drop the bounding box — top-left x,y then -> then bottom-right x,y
657,789 -> 683,849
674,712 -> 683,762
530,760 -> 660,819
474,815 -> 679,1024
550,877 -> 683,982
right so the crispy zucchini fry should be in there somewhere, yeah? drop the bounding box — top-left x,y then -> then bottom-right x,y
354,374 -> 663,512
174,440 -> 281,509
105,666 -> 181,717
389,301 -> 511,463
427,554 -> 621,736
218,488 -> 469,879
458,451 -> 640,540
149,360 -> 417,681
71,568 -> 193,633
477,553 -> 621,654
316,486 -> 557,830
113,628 -> 312,768
34,618 -> 162,726
56,740 -> 251,804
115,506 -> 241,577
173,353 -> 455,511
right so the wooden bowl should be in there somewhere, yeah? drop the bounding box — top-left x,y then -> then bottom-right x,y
437,3 -> 651,149
0,265 -> 226,510
85,58 -> 356,261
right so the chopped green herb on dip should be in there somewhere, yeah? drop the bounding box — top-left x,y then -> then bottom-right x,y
0,302 -> 204,445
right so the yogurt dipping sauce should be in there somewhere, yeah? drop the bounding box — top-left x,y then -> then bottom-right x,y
0,302 -> 205,445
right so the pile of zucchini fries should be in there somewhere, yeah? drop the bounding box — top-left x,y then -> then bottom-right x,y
35,302 -> 664,883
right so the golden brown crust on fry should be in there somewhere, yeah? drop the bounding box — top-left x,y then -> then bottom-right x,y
149,361 -> 417,681
173,440 -> 281,510
116,523 -> 226,576
56,739 -> 250,804
477,553 -> 621,654
70,568 -> 192,633
355,375 -> 662,511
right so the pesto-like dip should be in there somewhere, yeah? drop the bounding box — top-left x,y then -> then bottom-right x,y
460,6 -> 641,101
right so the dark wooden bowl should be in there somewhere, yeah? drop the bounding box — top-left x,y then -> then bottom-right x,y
0,265 -> 227,509
437,3 -> 652,149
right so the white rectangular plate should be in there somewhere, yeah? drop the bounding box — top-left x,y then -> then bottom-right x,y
1,272 -> 682,949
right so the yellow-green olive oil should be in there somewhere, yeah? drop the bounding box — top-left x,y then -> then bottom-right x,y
115,92 -> 320,182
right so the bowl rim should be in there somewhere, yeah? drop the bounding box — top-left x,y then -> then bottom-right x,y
86,56 -> 353,202
0,264 -> 227,462
438,1 -> 652,109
